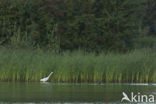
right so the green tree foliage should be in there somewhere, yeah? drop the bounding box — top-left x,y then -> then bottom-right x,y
143,0 -> 156,35
0,0 -> 153,52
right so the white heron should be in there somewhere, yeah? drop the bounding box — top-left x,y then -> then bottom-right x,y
40,72 -> 53,82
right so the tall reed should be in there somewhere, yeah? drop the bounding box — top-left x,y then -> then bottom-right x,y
0,47 -> 156,83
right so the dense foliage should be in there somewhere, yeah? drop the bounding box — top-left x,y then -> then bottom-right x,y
0,0 -> 155,52
0,47 -> 156,83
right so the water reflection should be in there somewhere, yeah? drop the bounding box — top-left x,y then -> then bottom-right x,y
0,82 -> 155,104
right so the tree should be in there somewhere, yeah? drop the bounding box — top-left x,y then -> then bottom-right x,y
143,0 -> 156,35
0,0 -> 150,52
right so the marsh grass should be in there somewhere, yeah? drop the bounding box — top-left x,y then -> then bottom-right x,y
0,47 -> 156,83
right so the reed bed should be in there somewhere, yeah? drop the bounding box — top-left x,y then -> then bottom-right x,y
0,47 -> 156,83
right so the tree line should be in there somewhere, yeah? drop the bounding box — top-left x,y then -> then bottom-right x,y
0,0 -> 155,52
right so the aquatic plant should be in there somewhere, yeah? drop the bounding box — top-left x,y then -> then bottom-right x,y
0,47 -> 156,83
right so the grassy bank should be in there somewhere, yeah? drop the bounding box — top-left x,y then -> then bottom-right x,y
0,47 -> 156,83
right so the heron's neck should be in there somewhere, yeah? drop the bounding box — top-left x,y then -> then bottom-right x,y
48,72 -> 53,78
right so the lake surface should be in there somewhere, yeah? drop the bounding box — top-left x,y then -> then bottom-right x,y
0,82 -> 155,104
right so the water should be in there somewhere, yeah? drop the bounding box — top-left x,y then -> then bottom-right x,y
0,82 -> 155,104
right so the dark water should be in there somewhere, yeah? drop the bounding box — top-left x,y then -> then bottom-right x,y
0,82 -> 155,104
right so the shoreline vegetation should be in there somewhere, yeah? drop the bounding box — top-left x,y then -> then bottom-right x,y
0,47 -> 156,83
0,0 -> 156,83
